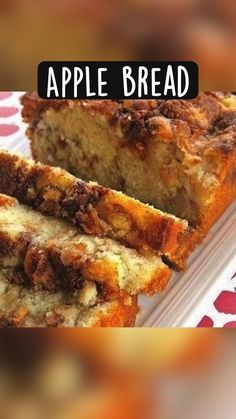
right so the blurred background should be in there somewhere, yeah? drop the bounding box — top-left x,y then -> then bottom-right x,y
0,0 -> 235,90
0,329 -> 235,419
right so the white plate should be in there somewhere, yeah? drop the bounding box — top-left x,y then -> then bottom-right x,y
138,201 -> 236,326
1,93 -> 236,327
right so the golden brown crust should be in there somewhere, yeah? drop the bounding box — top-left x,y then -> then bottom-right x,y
0,151 -> 187,266
173,148 -> 236,267
21,92 -> 236,155
94,296 -> 138,327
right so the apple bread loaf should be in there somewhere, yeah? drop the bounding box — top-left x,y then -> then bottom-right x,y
21,92 -> 236,261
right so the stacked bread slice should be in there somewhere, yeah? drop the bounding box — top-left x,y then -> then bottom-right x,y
0,151 -> 188,327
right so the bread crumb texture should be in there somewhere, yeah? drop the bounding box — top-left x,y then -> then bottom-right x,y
22,92 -> 236,228
0,192 -> 171,296
0,269 -> 138,327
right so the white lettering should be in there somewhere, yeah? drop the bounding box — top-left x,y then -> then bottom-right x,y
164,65 -> 176,96
151,68 -> 161,97
178,66 -> 189,97
47,67 -> 59,98
62,67 -> 72,98
123,66 -> 136,96
138,66 -> 148,97
85,66 -> 96,96
98,68 -> 108,97
73,67 -> 84,98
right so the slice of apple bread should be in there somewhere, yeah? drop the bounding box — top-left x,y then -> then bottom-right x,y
0,194 -> 171,296
0,151 -> 188,268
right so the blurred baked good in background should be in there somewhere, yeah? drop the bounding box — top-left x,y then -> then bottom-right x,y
0,0 -> 235,90
0,329 -> 219,419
